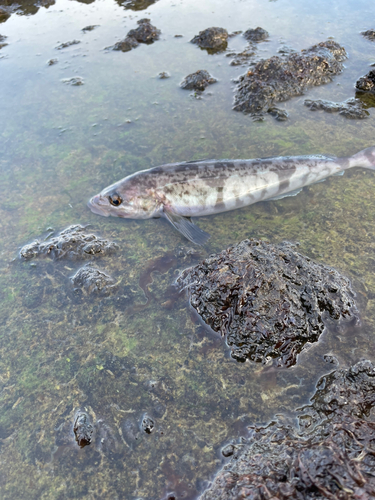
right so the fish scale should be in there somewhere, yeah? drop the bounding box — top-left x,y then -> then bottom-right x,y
88,146 -> 375,245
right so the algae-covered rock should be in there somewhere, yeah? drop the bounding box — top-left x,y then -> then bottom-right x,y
190,27 -> 228,53
180,70 -> 217,91
304,97 -> 369,119
73,411 -> 93,448
71,264 -> 117,295
243,27 -> 268,42
233,40 -> 347,118
127,18 -> 160,43
177,239 -> 358,367
200,360 -> 375,500
356,69 -> 375,94
20,225 -> 118,261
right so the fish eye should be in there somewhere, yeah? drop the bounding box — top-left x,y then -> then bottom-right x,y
108,193 -> 123,206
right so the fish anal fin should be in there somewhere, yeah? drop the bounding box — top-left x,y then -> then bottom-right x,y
268,187 -> 303,201
163,208 -> 210,245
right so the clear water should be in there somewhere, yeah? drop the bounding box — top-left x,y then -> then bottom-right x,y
1,0 -> 375,498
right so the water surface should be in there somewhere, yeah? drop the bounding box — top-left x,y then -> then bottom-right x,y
1,0 -> 375,498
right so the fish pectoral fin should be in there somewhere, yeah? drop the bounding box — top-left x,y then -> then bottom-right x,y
163,208 -> 210,245
267,187 -> 303,201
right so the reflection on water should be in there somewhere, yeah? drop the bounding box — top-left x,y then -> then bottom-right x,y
1,0 -> 375,498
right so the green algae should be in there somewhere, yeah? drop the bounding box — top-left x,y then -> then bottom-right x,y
1,0 -> 375,498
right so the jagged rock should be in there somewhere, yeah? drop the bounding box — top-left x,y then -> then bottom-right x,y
110,36 -> 139,52
177,239 -> 358,367
61,76 -> 84,86
190,27 -> 228,53
243,27 -> 268,42
127,18 -> 160,43
82,25 -> 99,32
356,69 -> 375,94
233,40 -> 347,118
200,361 -> 375,500
180,70 -> 217,91
20,225 -> 118,261
56,40 -> 81,49
304,97 -> 369,119
71,264 -> 117,295
361,29 -> 375,41
73,411 -> 93,448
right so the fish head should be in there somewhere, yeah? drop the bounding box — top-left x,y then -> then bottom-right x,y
88,178 -> 160,220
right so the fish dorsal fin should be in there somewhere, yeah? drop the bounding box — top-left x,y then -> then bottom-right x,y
268,187 -> 303,201
163,208 -> 210,245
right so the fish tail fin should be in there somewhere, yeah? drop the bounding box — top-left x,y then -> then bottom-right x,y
347,146 -> 375,170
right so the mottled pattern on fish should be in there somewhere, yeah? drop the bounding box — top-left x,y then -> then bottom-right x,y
88,147 -> 375,244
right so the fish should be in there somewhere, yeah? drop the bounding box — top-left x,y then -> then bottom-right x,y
88,146 -> 375,245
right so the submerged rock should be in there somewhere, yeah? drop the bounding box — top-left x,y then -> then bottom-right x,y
110,36 -> 139,52
200,360 -> 375,500
361,29 -> 375,41
304,97 -> 369,119
127,18 -> 160,43
226,47 -> 256,67
73,411 -> 93,448
82,25 -> 99,32
158,71 -> 170,79
20,225 -> 118,261
180,70 -> 217,91
116,0 -> 159,10
0,34 -> 7,50
233,40 -> 347,118
243,27 -> 268,42
61,76 -> 84,86
177,239 -> 358,367
356,69 -> 375,94
71,264 -> 117,295
56,40 -> 81,50
190,27 -> 228,53
47,58 -> 58,65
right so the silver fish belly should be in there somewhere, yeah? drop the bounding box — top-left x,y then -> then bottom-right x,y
88,147 -> 375,245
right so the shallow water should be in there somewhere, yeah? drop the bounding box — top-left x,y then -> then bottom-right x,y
2,0 -> 375,498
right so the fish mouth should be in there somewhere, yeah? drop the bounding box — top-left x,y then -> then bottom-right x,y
87,195 -> 110,217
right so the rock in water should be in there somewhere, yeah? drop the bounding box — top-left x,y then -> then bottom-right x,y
304,97 -> 369,119
190,27 -> 228,52
127,18 -> 160,43
200,360 -> 375,500
180,70 -> 217,91
356,69 -> 375,94
177,239 -> 358,367
233,40 -> 347,118
73,411 -> 93,448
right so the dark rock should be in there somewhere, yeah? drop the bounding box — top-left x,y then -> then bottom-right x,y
73,411 -> 93,448
268,106 -> 289,121
0,6 -> 11,21
71,264 -> 117,295
221,444 -> 235,457
56,40 -> 81,49
47,58 -> 58,65
0,0 -> 54,18
116,0 -> 159,10
141,415 -> 155,434
61,76 -> 84,86
180,70 -> 217,92
361,29 -> 375,41
110,36 -> 139,52
227,48 -> 256,67
200,361 -> 375,500
0,34 -> 7,49
20,225 -> 118,261
177,239 -> 358,368
243,27 -> 268,42
304,97 -> 369,119
82,25 -> 99,32
356,69 -> 375,94
158,71 -> 170,79
190,27 -> 228,53
233,40 -> 347,118
127,18 -> 160,43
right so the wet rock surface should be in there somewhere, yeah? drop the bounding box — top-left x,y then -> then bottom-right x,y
180,70 -> 217,91
116,0 -> 159,10
200,360 -> 375,500
226,47 -> 256,67
73,411 -> 94,448
109,18 -> 160,51
0,34 -> 7,49
190,27 -> 228,53
20,225 -> 118,261
127,18 -> 160,43
61,76 -> 84,86
82,24 -> 99,32
356,69 -> 375,94
177,239 -> 358,367
71,264 -> 117,295
56,40 -> 81,50
361,29 -> 375,41
243,27 -> 268,42
304,97 -> 369,119
233,40 -> 347,118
